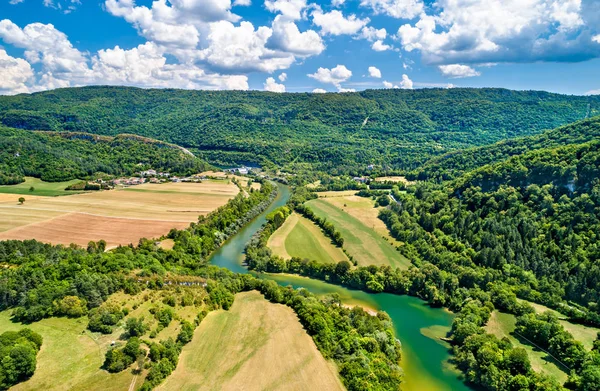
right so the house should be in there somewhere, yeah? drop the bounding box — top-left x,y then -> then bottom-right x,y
238,167 -> 249,175
141,169 -> 157,177
353,177 -> 367,183
171,177 -> 181,183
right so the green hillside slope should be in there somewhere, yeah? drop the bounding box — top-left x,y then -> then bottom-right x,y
1,87 -> 598,171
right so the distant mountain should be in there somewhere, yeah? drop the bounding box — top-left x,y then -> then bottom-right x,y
0,127 -> 211,185
411,116 -> 600,181
1,86 -> 598,172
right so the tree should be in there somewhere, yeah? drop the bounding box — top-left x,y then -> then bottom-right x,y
125,317 -> 147,337
28,187 -> 34,192
18,197 -> 25,205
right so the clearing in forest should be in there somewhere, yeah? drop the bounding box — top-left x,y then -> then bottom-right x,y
0,180 -> 238,248
373,176 -> 415,185
267,212 -> 349,264
157,291 -> 345,391
0,177 -> 83,196
306,196 -> 411,269
0,287 -> 207,391
485,311 -> 569,384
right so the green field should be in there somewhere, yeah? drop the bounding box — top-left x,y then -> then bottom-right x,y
0,311 -> 135,391
267,213 -> 349,264
0,177 -> 83,196
306,198 -> 411,268
485,311 -> 569,384
157,291 -> 344,391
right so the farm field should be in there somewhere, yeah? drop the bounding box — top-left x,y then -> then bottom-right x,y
373,176 -> 415,185
0,311 -> 135,391
267,212 -> 349,264
485,311 -> 569,383
157,291 -> 345,391
517,299 -> 600,350
1,287 -> 206,391
0,180 -> 239,248
306,196 -> 411,269
0,177 -> 83,196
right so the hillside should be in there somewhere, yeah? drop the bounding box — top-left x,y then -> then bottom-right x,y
1,87 -> 598,172
410,116 -> 600,181
0,127 -> 211,184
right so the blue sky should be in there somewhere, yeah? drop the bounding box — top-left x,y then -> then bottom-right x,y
1,0 -> 600,95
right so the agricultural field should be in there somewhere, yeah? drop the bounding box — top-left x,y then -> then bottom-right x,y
0,180 -> 239,248
267,212 -> 349,264
484,311 -> 569,384
517,299 -> 600,351
157,291 -> 345,391
306,195 -> 411,269
0,286 -> 207,391
0,177 -> 83,196
199,170 -> 260,190
373,176 -> 415,185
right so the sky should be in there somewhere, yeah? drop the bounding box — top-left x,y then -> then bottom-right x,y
1,0 -> 600,95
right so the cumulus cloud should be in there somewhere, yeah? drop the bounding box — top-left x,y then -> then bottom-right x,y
264,76 -> 286,92
0,49 -> 33,94
265,0 -> 307,20
397,0 -> 600,65
312,88 -> 327,93
360,0 -> 424,19
383,80 -> 393,88
279,72 -> 287,81
267,15 -> 325,56
312,9 -> 369,36
438,64 -> 481,78
359,26 -> 386,41
331,0 -> 345,6
9,0 -> 25,4
368,66 -> 381,78
399,74 -> 413,89
372,40 -> 392,51
308,64 -> 352,86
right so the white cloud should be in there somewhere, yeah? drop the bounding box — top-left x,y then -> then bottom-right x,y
585,89 -> 600,95
368,66 -> 381,78
359,26 -> 386,41
372,40 -> 392,51
593,34 -> 600,43
337,87 -> 355,92
279,72 -> 287,81
360,0 -> 424,19
312,9 -> 369,36
267,15 -> 325,56
312,88 -> 327,93
331,0 -> 345,6
198,21 -> 295,73
233,0 -> 251,5
0,49 -> 33,94
383,80 -> 393,88
399,74 -> 412,89
9,0 -> 25,4
265,0 -> 307,20
264,76 -> 286,92
438,64 -> 481,78
308,64 -> 352,87
397,0 -> 598,65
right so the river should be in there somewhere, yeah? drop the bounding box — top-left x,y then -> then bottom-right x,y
209,183 -> 470,391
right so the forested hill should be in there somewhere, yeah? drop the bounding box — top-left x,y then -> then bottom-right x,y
1,86 -> 598,171
411,115 -> 600,181
386,138 -> 600,321
0,127 -> 212,185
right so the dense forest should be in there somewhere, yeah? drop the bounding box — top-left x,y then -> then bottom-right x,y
411,116 -> 600,181
1,87 -> 598,172
0,127 -> 211,184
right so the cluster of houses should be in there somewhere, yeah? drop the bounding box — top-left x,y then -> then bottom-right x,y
106,171 -> 209,187
225,166 -> 253,175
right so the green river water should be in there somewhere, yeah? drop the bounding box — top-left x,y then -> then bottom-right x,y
210,184 -> 470,391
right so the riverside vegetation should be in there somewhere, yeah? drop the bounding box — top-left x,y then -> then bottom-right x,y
1,87 -> 600,390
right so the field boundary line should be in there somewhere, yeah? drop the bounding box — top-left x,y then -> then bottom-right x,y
0,206 -> 195,223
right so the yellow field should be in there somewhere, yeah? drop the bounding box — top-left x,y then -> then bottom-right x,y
373,176 -> 415,185
267,213 -> 349,264
0,181 -> 238,248
158,291 -> 344,391
316,190 -> 358,198
319,194 -> 402,246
